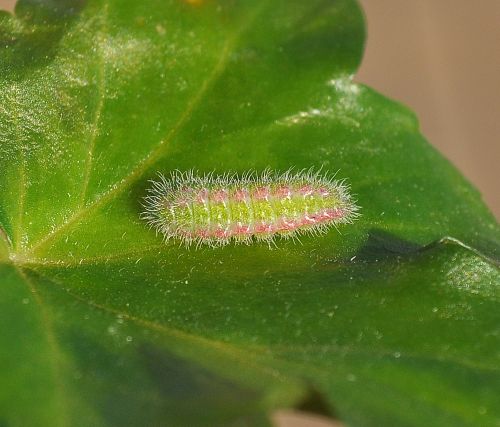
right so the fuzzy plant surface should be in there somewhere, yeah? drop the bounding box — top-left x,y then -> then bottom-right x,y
0,0 -> 499,426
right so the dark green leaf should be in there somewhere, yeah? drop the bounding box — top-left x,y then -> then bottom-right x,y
0,0 -> 499,426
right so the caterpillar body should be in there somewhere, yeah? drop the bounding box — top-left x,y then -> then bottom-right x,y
142,169 -> 359,248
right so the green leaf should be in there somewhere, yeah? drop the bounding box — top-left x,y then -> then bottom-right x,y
0,0 -> 499,426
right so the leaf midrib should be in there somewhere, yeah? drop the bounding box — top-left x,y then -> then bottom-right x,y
9,235 -> 499,271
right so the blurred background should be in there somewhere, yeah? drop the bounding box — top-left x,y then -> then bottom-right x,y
357,0 -> 499,219
1,0 -> 498,219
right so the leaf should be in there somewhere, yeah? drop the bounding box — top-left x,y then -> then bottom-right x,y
0,0 -> 499,426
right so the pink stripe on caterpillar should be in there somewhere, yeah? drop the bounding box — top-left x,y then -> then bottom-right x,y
142,168 -> 360,248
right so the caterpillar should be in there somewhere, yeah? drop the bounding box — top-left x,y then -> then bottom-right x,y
142,169 -> 359,248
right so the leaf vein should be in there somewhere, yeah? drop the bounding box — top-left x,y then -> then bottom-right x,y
14,265 -> 70,427
78,5 -> 108,208
20,243 -> 166,267
33,269 -> 288,383
26,5 -> 264,257
12,84 -> 27,251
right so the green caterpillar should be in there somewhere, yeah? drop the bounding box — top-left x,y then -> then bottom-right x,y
142,169 -> 359,248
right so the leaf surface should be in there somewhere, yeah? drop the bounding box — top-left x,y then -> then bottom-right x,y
0,0 -> 499,426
